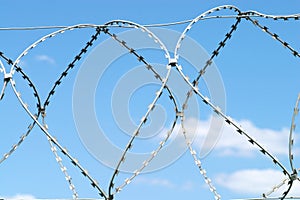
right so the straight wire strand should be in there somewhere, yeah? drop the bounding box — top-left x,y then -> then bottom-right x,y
0,11 -> 299,31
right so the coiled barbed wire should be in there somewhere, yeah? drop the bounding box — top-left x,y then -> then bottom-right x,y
0,5 -> 300,200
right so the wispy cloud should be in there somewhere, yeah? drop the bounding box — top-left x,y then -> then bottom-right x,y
213,119 -> 292,157
1,194 -> 35,200
215,169 -> 284,195
215,168 -> 300,197
35,55 -> 55,65
288,181 -> 300,197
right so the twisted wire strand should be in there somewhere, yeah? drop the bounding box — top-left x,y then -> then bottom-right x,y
103,20 -> 178,200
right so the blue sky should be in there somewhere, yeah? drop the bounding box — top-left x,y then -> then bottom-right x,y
1,0 -> 300,200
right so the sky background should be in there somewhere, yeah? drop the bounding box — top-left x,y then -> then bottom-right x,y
1,0 -> 300,200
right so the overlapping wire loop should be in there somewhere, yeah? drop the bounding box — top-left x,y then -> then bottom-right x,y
0,5 -> 299,200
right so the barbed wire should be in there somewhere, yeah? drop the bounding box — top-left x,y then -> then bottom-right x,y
0,5 -> 299,200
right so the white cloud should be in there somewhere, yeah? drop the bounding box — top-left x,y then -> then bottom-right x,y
156,115 -> 299,159
218,118 -> 299,157
177,116 -> 299,158
215,168 -> 300,197
35,55 -> 55,65
288,181 -> 300,197
1,194 -> 35,200
215,169 -> 284,195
